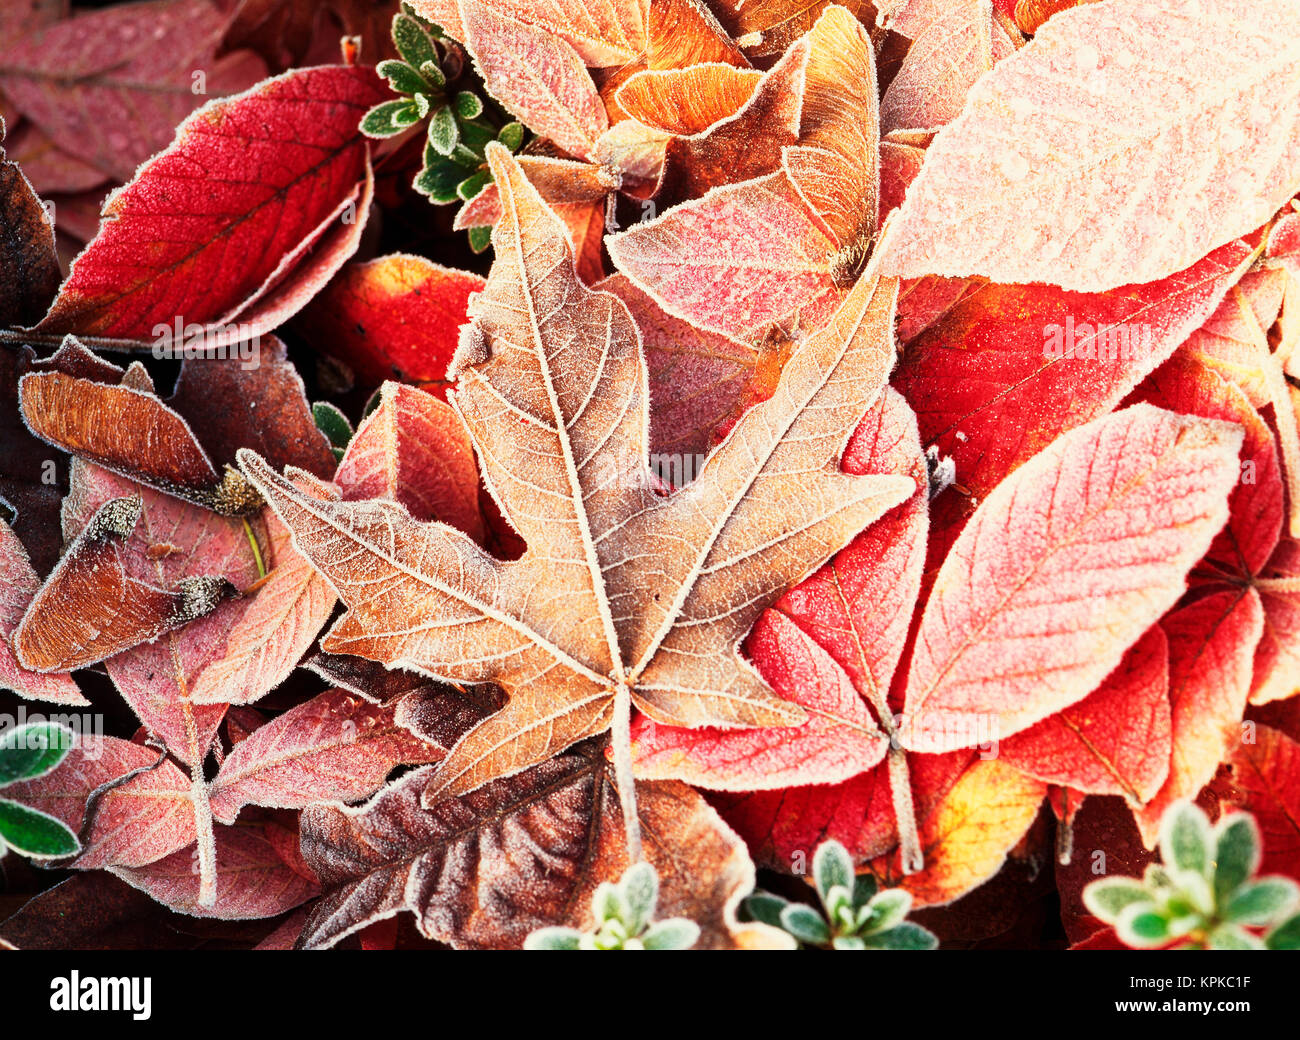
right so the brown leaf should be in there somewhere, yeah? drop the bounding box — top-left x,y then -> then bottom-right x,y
240,145 -> 912,803
297,740 -> 790,948
13,495 -> 237,672
0,130 -> 60,327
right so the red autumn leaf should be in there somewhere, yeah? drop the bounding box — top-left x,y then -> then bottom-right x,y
1253,535 -> 1300,705
206,688 -> 447,823
1134,588 -> 1264,845
0,517 -> 85,705
879,0 -> 1300,290
334,381 -> 485,541
595,273 -> 757,459
5,121 -> 110,196
32,64 -> 387,340
3,736 -> 195,869
1222,724 -> 1300,882
607,171 -> 841,340
629,387 -> 927,791
713,749 -> 973,871
188,486 -> 338,707
902,404 -> 1244,747
0,0 -> 267,183
458,0 -> 608,161
1000,627 -> 1171,805
1130,351 -> 1283,579
108,822 -> 320,920
892,241 -> 1253,559
294,255 -> 485,396
58,461 -> 262,764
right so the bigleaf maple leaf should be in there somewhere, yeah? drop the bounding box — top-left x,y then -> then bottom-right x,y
239,145 -> 913,848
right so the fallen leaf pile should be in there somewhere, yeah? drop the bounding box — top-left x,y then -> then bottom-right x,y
0,0 -> 1298,952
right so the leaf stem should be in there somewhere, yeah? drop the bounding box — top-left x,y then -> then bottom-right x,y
611,684 -> 642,863
887,745 -> 924,875
1255,574 -> 1300,594
242,517 -> 266,579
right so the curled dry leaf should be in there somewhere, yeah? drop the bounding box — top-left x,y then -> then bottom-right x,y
14,495 -> 238,673
240,145 -> 914,806
0,517 -> 85,704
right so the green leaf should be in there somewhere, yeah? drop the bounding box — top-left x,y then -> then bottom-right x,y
414,163 -> 464,204
1222,878 -> 1299,926
419,61 -> 447,90
524,927 -> 584,950
741,892 -> 790,929
497,122 -> 525,152
641,918 -> 699,950
455,91 -> 485,120
412,92 -> 432,120
1169,867 -> 1215,917
861,922 -> 939,950
312,402 -> 353,453
1213,814 -> 1262,907
377,59 -> 430,96
0,722 -> 74,785
1115,904 -> 1173,949
467,225 -> 493,253
591,881 -> 623,924
860,888 -> 912,935
361,100 -> 418,138
1160,801 -> 1213,877
1082,878 -> 1155,924
0,799 -> 78,857
779,904 -> 832,946
812,839 -> 854,906
619,862 -> 658,934
393,13 -> 437,70
853,874 -> 879,905
457,170 -> 491,202
832,935 -> 867,950
427,104 -> 459,157
1207,924 -> 1267,950
1266,913 -> 1300,950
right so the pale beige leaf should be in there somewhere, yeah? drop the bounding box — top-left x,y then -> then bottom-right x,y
880,0 -> 1300,291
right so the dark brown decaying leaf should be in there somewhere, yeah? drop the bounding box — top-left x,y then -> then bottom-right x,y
297,740 -> 790,949
0,130 -> 60,327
